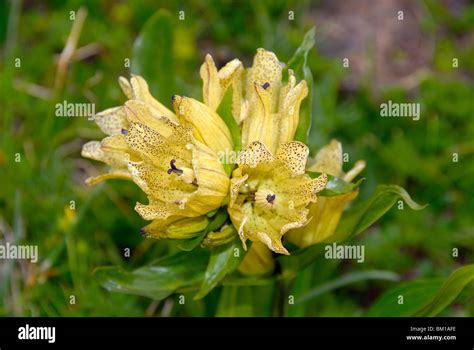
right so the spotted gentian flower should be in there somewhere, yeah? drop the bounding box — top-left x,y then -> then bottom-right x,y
227,141 -> 327,255
231,48 -> 308,155
82,75 -> 231,239
286,139 -> 366,246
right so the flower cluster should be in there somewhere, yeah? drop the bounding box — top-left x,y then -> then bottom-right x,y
82,49 -> 364,271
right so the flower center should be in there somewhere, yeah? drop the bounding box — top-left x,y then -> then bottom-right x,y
255,188 -> 276,210
167,159 -> 196,185
266,193 -> 276,203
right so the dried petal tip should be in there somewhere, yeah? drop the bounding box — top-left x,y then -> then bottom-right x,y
139,228 -> 147,237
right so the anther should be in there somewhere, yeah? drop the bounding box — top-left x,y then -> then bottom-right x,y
167,159 -> 184,175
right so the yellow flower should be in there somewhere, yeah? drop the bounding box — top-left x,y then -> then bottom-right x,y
200,54 -> 243,111
227,141 -> 327,255
229,48 -> 308,155
82,75 -> 231,239
171,95 -> 233,155
81,75 -> 176,185
286,139 -> 366,247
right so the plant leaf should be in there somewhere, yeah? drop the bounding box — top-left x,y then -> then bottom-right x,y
217,87 -> 241,153
368,265 -> 474,317
216,286 -> 254,316
330,185 -> 427,242
413,264 -> 474,316
94,248 -> 209,300
308,172 -> 364,197
177,208 -> 228,251
176,231 -> 207,252
194,237 -> 245,299
296,270 -> 399,305
222,275 -> 275,287
278,244 -> 326,280
367,279 -> 444,317
285,27 -> 315,144
131,9 -> 175,106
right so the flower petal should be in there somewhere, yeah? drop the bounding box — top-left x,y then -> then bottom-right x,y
277,71 -> 308,145
241,83 -> 276,152
237,141 -> 274,169
237,241 -> 275,275
118,76 -> 133,99
307,139 -> 343,176
245,48 -> 282,112
186,141 -> 230,213
128,75 -> 177,122
84,169 -> 132,186
94,106 -> 128,136
81,140 -> 129,168
173,95 -> 233,154
200,54 -> 243,111
276,141 -> 309,175
286,190 -> 359,247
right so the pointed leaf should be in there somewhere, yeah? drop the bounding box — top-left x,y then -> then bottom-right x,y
94,248 -> 209,300
296,270 -> 399,305
285,27 -> 315,144
195,236 -> 245,299
331,185 -> 426,242
216,286 -> 254,316
413,264 -> 474,316
308,172 -> 364,197
131,9 -> 175,106
367,279 -> 443,317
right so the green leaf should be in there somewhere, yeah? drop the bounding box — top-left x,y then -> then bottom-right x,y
206,208 -> 229,232
206,209 -> 219,217
222,275 -> 275,287
94,248 -> 209,300
176,231 -> 207,252
285,27 -> 315,144
216,286 -> 254,316
413,264 -> 474,316
278,244 -> 326,280
308,172 -> 364,196
286,264 -> 316,316
131,9 -> 175,106
330,185 -> 427,242
194,238 -> 245,299
368,265 -> 474,317
177,208 -> 228,251
367,279 -> 443,317
296,270 -> 399,305
252,284 -> 276,317
278,185 -> 423,280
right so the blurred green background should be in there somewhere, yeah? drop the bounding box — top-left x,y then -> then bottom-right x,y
0,0 -> 473,316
